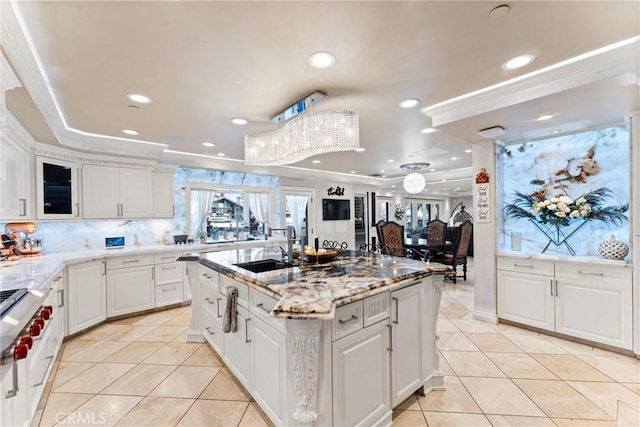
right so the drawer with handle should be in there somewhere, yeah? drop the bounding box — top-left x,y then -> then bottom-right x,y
155,282 -> 184,307
219,274 -> 249,309
107,254 -> 154,269
497,257 -> 554,275
332,300 -> 363,341
154,252 -> 182,264
249,288 -> 284,332
154,262 -> 184,285
555,263 -> 631,281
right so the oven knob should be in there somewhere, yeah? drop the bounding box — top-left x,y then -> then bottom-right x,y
34,318 -> 45,329
30,323 -> 41,337
40,310 -> 50,320
13,343 -> 28,360
44,305 -> 54,315
20,335 -> 33,349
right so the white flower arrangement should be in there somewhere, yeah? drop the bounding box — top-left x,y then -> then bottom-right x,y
394,203 -> 404,220
532,195 -> 591,225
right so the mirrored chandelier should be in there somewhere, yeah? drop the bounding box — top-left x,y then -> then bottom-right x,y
244,91 -> 360,166
400,162 -> 430,194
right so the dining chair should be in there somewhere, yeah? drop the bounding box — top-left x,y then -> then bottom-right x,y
426,219 -> 447,256
430,220 -> 473,284
376,221 -> 407,257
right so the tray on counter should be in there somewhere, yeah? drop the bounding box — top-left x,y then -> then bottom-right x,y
292,249 -> 338,263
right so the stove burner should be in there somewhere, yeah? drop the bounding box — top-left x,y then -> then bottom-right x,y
0,289 -> 28,318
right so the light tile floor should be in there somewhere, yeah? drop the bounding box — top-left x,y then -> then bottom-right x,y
34,266 -> 639,426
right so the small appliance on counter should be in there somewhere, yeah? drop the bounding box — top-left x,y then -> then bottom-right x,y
1,222 -> 43,261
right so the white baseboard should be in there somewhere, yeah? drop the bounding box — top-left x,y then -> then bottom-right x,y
472,310 -> 498,324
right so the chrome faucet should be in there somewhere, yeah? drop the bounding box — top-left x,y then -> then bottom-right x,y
269,226 -> 305,263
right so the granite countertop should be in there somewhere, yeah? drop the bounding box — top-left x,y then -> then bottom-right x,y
0,239 -> 285,292
187,248 -> 450,319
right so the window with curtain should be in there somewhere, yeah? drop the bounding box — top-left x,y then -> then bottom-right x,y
285,195 -> 309,242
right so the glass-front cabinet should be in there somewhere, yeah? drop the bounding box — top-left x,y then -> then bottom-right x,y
35,156 -> 80,219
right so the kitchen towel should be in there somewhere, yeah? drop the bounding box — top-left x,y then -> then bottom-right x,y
223,286 -> 238,333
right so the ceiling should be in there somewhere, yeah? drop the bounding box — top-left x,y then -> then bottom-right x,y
3,1 -> 639,197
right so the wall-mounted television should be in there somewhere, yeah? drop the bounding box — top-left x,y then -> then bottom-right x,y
322,199 -> 351,221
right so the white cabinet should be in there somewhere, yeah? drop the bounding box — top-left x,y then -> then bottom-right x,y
152,171 -> 175,217
497,256 -> 633,350
390,282 -> 424,407
496,269 -> 555,330
250,316 -> 286,424
66,259 -> 106,335
1,359 -> 29,427
35,156 -> 79,220
154,252 -> 184,307
106,254 -> 154,317
0,138 -> 32,220
223,304 -> 251,388
332,320 -> 391,427
82,164 -> 152,218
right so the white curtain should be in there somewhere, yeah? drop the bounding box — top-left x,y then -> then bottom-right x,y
286,195 -> 308,239
190,190 -> 215,239
246,192 -> 270,230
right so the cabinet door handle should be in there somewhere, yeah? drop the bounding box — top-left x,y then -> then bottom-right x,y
75,203 -> 80,217
205,326 -> 214,335
103,261 -> 107,275
392,297 -> 399,324
513,263 -> 534,268
386,324 -> 393,352
152,267 -> 155,281
5,361 -> 19,398
216,298 -> 222,318
550,279 -> 554,296
123,260 -> 140,264
578,270 -> 604,276
57,289 -> 64,308
338,314 -> 358,325
161,266 -> 177,270
204,297 -> 213,304
245,318 -> 251,343
555,280 -> 559,297
32,356 -> 54,387
19,199 -> 27,216
255,303 -> 271,314
172,205 -> 175,217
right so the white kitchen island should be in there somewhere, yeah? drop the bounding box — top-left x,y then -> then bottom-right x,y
182,248 -> 449,426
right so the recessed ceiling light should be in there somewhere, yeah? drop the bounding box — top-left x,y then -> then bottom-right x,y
429,168 -> 436,172
380,170 -> 385,173
420,127 -> 437,134
502,54 -> 535,70
126,93 -> 152,104
464,149 -> 472,153
399,98 -> 420,108
489,4 -> 510,19
308,51 -> 335,69
455,187 -> 461,191
202,142 -> 215,147
350,171 -> 356,174
391,185 -> 396,188
231,118 -> 248,125
551,130 -> 561,134
387,159 -> 394,163
217,152 -> 225,156
355,147 -> 365,152
441,179 -> 447,182
122,129 -> 140,135
312,160 -> 321,164
537,114 -> 556,121
450,157 -> 458,160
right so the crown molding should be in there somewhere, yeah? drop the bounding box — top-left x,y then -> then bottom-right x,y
4,110 -> 36,151
0,49 -> 21,95
422,39 -> 640,127
1,1 -> 166,160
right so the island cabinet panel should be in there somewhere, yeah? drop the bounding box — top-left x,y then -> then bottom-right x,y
497,255 -> 632,350
223,304 -> 251,388
66,259 -> 106,335
250,317 -> 286,425
219,275 -> 249,309
390,282 -> 424,407
202,305 -> 223,355
332,320 -> 391,427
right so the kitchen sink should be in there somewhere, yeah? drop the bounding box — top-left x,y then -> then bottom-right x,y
234,259 -> 292,273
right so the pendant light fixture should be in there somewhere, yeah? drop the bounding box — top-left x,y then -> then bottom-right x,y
400,163 -> 430,194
